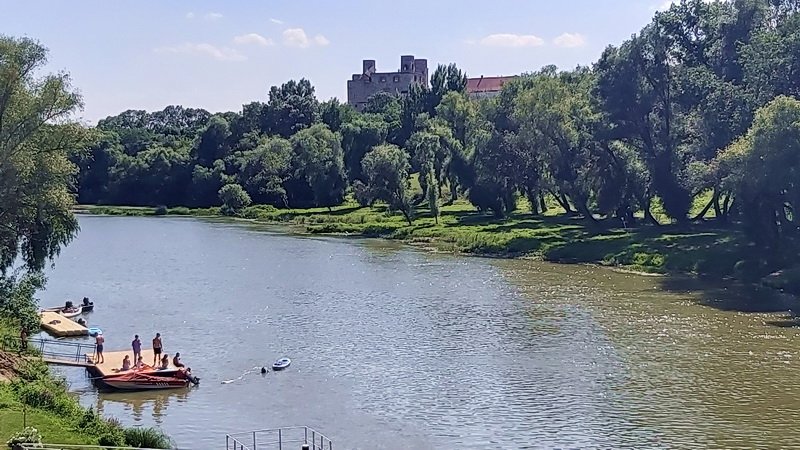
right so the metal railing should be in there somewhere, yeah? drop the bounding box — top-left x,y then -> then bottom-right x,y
226,426 -> 333,450
1,336 -> 94,365
29,337 -> 95,365
18,445 -> 162,450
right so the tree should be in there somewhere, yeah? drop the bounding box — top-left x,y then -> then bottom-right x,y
430,63 -> 468,107
719,96 -> 800,249
218,183 -> 252,216
266,79 -> 319,138
513,67 -> 600,220
290,124 -> 347,209
361,144 -> 414,224
0,35 -> 88,272
340,115 -> 388,182
231,136 -> 293,207
193,115 -> 231,167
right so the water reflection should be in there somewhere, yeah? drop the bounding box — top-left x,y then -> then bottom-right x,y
95,390 -> 190,424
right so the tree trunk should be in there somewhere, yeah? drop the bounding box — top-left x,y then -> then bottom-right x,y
643,198 -> 660,226
449,179 -> 458,205
692,190 -> 716,221
539,195 -> 547,214
529,191 -> 540,215
550,191 -> 572,213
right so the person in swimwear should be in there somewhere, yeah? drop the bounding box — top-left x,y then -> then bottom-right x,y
172,352 -> 185,368
94,333 -> 105,364
120,355 -> 131,371
152,333 -> 162,366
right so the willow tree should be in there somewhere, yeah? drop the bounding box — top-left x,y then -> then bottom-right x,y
0,35 -> 88,331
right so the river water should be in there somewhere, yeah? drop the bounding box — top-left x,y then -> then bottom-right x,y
41,215 -> 800,449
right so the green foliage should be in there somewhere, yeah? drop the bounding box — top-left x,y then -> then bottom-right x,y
0,272 -> 45,335
154,205 -> 168,215
123,427 -> 172,449
218,184 -> 252,216
362,144 -> 415,224
0,35 -> 87,272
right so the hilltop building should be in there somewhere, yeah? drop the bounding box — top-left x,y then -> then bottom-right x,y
347,55 -> 429,111
466,76 -> 518,99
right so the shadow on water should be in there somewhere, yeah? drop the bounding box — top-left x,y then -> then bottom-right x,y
659,274 -> 800,319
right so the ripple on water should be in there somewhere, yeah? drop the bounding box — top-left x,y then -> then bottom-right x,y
42,217 -> 800,449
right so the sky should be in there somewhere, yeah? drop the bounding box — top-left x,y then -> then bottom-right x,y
3,0 -> 681,124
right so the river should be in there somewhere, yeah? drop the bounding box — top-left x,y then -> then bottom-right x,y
41,215 -> 800,449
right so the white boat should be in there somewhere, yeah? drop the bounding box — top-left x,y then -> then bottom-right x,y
58,306 -> 82,319
272,357 -> 291,370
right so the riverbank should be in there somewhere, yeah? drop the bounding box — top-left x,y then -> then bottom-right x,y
0,320 -> 171,448
77,201 -> 780,281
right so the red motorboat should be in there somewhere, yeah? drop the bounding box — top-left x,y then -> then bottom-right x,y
102,370 -> 189,390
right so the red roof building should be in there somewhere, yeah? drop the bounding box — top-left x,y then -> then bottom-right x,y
466,76 -> 518,99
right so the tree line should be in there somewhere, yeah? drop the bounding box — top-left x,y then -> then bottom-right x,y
48,0 -> 800,257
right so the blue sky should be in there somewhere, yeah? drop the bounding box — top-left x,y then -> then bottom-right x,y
4,0 -> 677,123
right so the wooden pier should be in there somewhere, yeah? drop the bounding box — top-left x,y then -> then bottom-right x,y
39,311 -> 88,337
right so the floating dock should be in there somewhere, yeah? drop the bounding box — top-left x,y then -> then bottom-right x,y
88,349 -> 180,378
39,311 -> 88,337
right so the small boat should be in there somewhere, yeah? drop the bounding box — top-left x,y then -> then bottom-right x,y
88,327 -> 102,336
102,371 -> 189,390
272,357 -> 291,370
58,306 -> 82,319
80,297 -> 94,312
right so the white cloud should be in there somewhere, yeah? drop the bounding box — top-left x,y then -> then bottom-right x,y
553,33 -> 587,48
314,35 -> 330,46
154,43 -> 246,62
186,12 -> 195,19
204,12 -> 223,20
479,33 -> 545,48
234,33 -> 274,47
282,28 -> 329,48
270,18 -> 284,24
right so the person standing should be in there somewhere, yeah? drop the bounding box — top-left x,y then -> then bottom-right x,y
94,333 -> 105,364
131,335 -> 141,363
152,333 -> 162,366
19,327 -> 27,354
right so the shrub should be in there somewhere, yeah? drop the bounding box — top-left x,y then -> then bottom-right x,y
98,429 -> 126,447
154,205 -> 168,215
168,206 -> 191,215
7,427 -> 42,448
124,427 -> 172,449
218,184 -> 252,216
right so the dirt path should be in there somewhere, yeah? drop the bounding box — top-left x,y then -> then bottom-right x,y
0,350 -> 21,382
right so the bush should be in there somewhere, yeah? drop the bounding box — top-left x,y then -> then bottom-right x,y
124,427 -> 172,449
154,205 -> 168,215
7,427 -> 42,448
167,206 -> 191,215
98,429 -> 126,447
218,184 -> 252,216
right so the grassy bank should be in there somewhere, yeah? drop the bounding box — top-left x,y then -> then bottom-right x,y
0,320 -> 172,448
76,198 -> 768,280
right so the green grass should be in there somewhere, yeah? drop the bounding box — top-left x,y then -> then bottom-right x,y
0,384 -> 94,446
78,197 -> 761,278
0,317 -> 171,448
